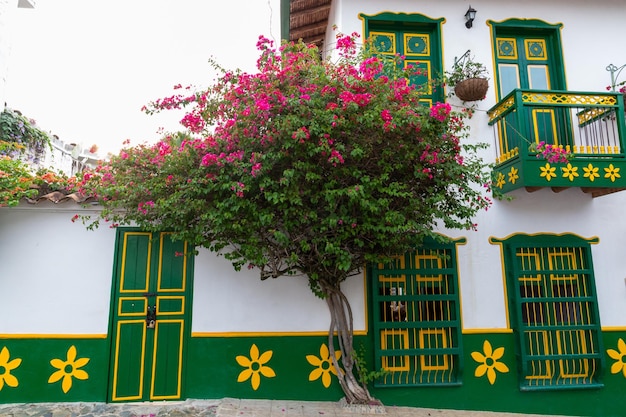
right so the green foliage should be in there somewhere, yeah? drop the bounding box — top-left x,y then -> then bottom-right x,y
0,150 -> 37,206
0,108 -> 51,161
0,139 -> 73,207
352,343 -> 389,387
445,52 -> 489,86
80,34 -> 492,296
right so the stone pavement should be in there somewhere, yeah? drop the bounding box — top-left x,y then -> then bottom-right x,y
0,398 -> 568,417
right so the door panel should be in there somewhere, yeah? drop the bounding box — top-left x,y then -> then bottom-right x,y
109,230 -> 192,402
494,30 -> 571,147
151,320 -> 184,399
112,321 -> 146,401
367,20 -> 444,105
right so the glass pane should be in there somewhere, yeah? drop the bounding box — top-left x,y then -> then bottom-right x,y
499,64 -> 520,96
528,65 -> 550,89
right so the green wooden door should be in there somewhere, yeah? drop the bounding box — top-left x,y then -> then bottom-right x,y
108,230 -> 193,402
361,13 -> 445,106
494,30 -> 572,147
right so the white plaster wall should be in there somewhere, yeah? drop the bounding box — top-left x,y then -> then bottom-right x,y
0,204 -> 366,336
328,0 -> 626,330
192,248 -> 366,333
0,204 -> 115,334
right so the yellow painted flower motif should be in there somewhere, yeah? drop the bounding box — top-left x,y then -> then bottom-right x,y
583,163 -> 599,182
507,167 -> 519,184
539,163 -> 556,181
495,172 -> 505,189
0,346 -> 22,390
306,343 -> 341,388
236,344 -> 276,390
471,340 -> 509,385
604,164 -> 621,182
48,345 -> 90,393
561,163 -> 579,181
607,338 -> 626,377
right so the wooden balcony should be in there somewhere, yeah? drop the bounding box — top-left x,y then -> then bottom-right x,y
488,89 -> 626,197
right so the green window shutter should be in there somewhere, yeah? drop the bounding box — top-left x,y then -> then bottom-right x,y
494,234 -> 604,390
370,238 -> 464,386
360,12 -> 445,105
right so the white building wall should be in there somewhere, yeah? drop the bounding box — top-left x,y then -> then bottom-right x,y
0,204 -> 115,334
192,248 -> 366,334
0,205 -> 367,335
330,0 -> 626,330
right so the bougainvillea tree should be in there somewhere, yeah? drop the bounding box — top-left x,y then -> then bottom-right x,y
80,34 -> 491,403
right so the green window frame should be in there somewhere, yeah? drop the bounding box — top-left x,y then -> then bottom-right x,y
491,233 -> 604,390
370,238 -> 465,387
359,12 -> 445,105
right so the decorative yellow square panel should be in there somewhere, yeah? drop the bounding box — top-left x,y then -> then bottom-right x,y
497,37 -> 518,60
404,33 -> 430,57
370,32 -> 396,55
525,39 -> 548,60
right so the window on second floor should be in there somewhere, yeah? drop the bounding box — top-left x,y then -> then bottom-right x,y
360,12 -> 445,105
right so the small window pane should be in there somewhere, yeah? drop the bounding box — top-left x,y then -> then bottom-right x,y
528,65 -> 550,89
499,64 -> 520,96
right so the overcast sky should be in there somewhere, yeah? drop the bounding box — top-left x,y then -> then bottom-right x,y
6,0 -> 281,155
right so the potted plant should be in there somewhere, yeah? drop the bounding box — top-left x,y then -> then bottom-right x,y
446,52 -> 490,101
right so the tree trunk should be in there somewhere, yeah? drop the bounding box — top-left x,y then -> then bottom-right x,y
322,282 -> 378,404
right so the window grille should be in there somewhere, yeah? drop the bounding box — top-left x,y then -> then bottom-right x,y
370,239 -> 464,386
493,234 -> 604,390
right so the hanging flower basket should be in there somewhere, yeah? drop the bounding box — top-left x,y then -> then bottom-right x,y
454,77 -> 489,101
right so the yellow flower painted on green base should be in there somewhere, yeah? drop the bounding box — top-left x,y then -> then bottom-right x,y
306,343 -> 341,388
236,344 -> 276,390
539,163 -> 556,181
495,172 -> 505,189
607,338 -> 626,377
604,164 -> 621,182
508,167 -> 519,184
583,163 -> 599,182
471,340 -> 509,385
0,346 -> 22,390
48,345 -> 90,393
562,163 -> 579,181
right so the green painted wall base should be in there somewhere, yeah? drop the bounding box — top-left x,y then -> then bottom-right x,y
1,331 -> 625,417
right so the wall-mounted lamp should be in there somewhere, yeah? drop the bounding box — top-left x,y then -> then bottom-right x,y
465,6 -> 477,29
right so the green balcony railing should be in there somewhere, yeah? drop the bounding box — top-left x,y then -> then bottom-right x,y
488,89 -> 626,197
